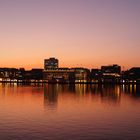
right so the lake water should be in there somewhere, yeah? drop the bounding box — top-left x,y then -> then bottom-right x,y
0,84 -> 140,140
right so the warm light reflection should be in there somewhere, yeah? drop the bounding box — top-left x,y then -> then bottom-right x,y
0,84 -> 140,139
0,84 -> 140,114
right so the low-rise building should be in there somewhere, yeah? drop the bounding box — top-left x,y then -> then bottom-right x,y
43,68 -> 75,83
101,64 -> 121,83
90,69 -> 102,83
71,68 -> 90,83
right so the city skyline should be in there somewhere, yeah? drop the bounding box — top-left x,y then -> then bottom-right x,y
0,0 -> 140,69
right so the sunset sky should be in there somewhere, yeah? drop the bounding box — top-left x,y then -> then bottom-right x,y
0,0 -> 140,70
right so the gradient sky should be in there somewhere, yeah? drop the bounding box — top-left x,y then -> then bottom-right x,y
0,0 -> 140,70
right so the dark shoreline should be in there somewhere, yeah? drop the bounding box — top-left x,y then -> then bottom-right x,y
0,81 -> 140,85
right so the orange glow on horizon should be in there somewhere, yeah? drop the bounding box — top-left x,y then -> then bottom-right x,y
0,0 -> 140,70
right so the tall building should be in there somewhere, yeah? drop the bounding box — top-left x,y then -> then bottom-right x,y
44,58 -> 59,70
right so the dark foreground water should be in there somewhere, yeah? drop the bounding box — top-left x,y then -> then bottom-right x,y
0,84 -> 140,140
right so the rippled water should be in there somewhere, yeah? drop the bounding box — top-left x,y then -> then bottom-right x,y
0,84 -> 140,140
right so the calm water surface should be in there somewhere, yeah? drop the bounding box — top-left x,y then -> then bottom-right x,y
0,84 -> 140,140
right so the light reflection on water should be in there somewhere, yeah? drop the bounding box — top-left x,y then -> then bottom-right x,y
0,83 -> 140,140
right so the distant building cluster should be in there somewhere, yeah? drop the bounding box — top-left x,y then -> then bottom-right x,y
0,57 -> 140,84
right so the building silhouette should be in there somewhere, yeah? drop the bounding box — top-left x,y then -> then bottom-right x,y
44,57 -> 58,70
43,68 -> 75,83
0,58 -> 140,84
101,64 -> 121,83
